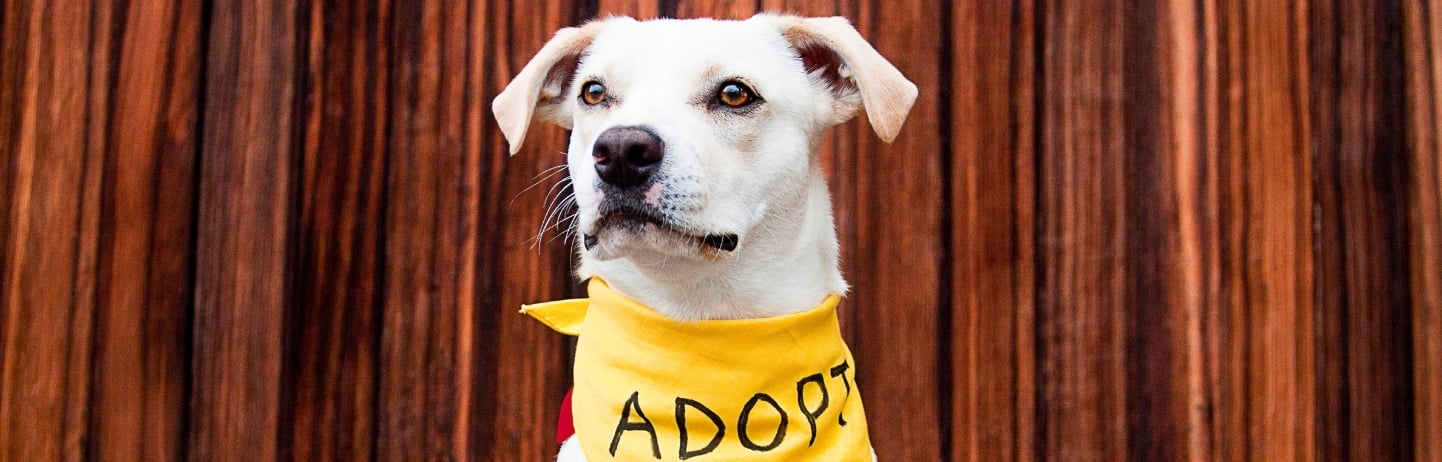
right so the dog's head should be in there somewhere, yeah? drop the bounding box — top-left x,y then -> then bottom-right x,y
494,14 -> 916,263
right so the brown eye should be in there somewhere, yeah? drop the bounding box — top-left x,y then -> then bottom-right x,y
581,81 -> 606,105
717,81 -> 755,107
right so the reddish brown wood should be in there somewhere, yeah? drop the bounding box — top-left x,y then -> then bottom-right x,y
1,1 -> 1439,460
676,0 -> 755,19
1403,1 -> 1442,460
0,1 -> 100,460
846,2 -> 948,460
475,0 -> 576,459
90,0 -> 202,460
948,0 -> 1036,460
189,1 -> 297,460
1311,0 -> 1419,459
286,1 -> 388,459
597,0 -> 660,19
1035,1 -> 1130,459
1211,1 -> 1319,459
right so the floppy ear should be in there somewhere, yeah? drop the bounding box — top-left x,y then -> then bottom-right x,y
492,20 -> 612,155
772,15 -> 918,142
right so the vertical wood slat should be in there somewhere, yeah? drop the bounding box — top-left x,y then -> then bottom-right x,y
1241,2 -> 1317,460
190,0 -> 297,460
1204,1 -> 1319,459
1036,1 -> 1129,459
848,1 -> 948,459
1,1 -> 1440,460
1403,0 -> 1442,460
90,0 -> 203,460
1121,1 -> 1209,459
287,0 -> 387,459
948,0 -> 1036,460
376,0 -> 472,458
0,1 -> 101,460
478,0 -> 577,456
1311,0 -> 1417,459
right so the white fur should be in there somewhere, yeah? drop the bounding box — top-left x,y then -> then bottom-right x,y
494,14 -> 915,461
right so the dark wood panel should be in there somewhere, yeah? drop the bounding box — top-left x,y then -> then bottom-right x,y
476,0 -> 576,459
1120,1 -> 1209,459
1403,0 -> 1442,459
287,0 -> 388,459
90,0 -> 202,460
1,1 -> 1438,460
847,1 -> 948,459
0,1 -> 101,460
947,0 -> 1036,460
189,1 -> 298,459
1035,1 -> 1129,459
1311,0 -> 1418,459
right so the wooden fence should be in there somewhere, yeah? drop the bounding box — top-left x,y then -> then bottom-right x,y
2,0 -> 1439,460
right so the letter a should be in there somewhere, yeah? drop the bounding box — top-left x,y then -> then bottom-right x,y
609,391 -> 661,459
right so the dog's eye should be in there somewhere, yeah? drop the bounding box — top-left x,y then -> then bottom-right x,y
717,81 -> 756,107
580,81 -> 606,105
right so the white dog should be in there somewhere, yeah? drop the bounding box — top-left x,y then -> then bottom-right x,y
494,13 -> 915,461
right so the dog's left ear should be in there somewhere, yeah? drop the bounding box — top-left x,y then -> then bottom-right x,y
493,20 -> 616,155
767,15 -> 918,142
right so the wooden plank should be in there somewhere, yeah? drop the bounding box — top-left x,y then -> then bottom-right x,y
1310,0 -> 1418,459
88,0 -> 202,460
189,0 -> 298,459
372,0 -> 578,459
947,0 -> 1036,460
1403,0 -> 1442,459
476,1 -> 590,459
286,1 -> 387,459
375,0 -> 469,458
1211,1 -> 1318,459
846,2 -> 946,460
1035,1 -> 1129,459
1119,2 -> 1209,459
597,0 -> 660,19
0,1 -> 100,460
675,0 -> 754,19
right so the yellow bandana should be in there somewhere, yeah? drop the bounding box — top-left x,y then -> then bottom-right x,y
522,278 -> 873,460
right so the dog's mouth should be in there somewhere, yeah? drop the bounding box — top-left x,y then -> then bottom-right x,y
583,208 -> 739,253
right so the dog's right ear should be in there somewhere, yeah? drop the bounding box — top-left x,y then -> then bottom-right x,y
492,20 -> 612,155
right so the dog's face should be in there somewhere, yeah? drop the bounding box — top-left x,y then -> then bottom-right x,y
567,18 -> 830,260
495,15 -> 916,263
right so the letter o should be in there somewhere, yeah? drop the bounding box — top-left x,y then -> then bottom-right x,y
737,393 -> 787,452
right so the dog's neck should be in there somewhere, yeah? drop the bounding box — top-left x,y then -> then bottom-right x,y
577,170 -> 846,321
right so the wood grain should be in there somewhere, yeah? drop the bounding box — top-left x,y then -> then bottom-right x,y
90,0 -> 202,460
1403,2 -> 1442,460
2,0 -> 1438,460
189,1 -> 297,460
0,1 -> 100,460
948,0 -> 1036,460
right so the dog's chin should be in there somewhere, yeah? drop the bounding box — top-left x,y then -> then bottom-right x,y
582,219 -> 740,261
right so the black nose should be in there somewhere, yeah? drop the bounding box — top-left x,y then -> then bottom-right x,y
592,126 -> 664,189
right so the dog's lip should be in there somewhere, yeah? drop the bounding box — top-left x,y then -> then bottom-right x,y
584,208 -> 739,252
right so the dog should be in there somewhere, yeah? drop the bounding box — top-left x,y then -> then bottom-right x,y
493,13 -> 916,461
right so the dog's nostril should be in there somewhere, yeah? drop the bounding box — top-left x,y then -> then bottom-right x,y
592,126 -> 664,189
592,144 -> 613,165
625,144 -> 661,166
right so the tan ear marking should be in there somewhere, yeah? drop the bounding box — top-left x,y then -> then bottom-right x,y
774,15 -> 919,142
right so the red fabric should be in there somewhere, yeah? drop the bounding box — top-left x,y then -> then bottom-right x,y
557,388 -> 575,444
